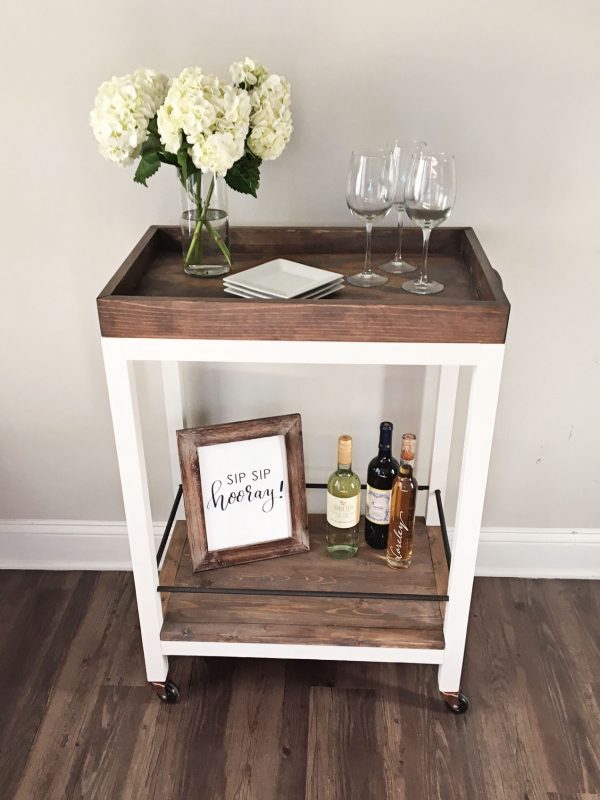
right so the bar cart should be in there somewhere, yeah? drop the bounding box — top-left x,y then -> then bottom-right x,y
97,226 -> 509,712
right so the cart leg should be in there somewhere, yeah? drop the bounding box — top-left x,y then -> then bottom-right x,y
438,348 -> 504,699
102,339 -> 169,684
426,365 -> 459,526
161,361 -> 185,520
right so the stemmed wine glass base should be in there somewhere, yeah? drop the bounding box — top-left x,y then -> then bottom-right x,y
379,258 -> 417,275
347,271 -> 388,287
402,277 -> 444,295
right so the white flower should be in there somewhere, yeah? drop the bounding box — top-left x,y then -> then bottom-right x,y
157,67 -> 251,175
247,74 -> 293,161
229,57 -> 268,88
191,132 -> 243,176
90,68 -> 168,166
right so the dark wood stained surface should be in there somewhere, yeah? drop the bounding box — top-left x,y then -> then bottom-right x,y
427,524 -> 449,621
161,595 -> 444,649
159,516 -> 441,596
1,572 -> 599,798
97,226 -> 510,343
158,515 -> 447,649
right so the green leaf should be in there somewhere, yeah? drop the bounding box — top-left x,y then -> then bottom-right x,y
176,146 -> 190,182
225,151 -> 262,197
133,115 -> 164,186
147,117 -> 178,166
159,151 -> 178,167
176,143 -> 200,185
133,150 -> 161,186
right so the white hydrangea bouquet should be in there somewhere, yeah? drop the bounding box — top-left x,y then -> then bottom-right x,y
90,59 -> 292,276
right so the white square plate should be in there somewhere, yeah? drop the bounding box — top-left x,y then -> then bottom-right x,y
224,281 -> 344,301
223,277 -> 343,299
223,277 -> 344,300
223,259 -> 343,299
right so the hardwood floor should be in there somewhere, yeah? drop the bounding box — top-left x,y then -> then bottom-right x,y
0,572 -> 598,799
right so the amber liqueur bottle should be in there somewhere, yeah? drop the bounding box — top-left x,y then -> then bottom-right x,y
386,433 -> 418,569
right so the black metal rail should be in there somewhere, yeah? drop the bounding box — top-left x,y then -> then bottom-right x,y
307,483 -> 430,491
156,585 -> 448,601
435,489 -> 452,568
156,485 -> 183,567
156,482 -> 450,601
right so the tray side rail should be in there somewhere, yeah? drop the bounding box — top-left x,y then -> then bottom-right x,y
157,485 -> 450,603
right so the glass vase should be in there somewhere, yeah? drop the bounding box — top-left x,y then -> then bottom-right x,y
178,171 -> 231,277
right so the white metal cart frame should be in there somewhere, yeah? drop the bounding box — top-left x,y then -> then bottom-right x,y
101,335 -> 504,703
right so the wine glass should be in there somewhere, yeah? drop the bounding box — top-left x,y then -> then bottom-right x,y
380,140 -> 427,274
403,152 -> 456,295
345,150 -> 394,287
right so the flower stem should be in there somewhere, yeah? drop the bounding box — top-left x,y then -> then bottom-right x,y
195,174 -> 203,263
184,174 -> 230,267
204,217 -> 232,265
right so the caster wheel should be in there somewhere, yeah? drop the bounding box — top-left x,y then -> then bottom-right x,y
151,679 -> 180,704
443,691 -> 469,714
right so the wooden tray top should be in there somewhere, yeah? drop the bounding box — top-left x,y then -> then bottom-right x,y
97,226 -> 509,343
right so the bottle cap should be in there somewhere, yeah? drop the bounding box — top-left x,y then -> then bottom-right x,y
338,435 -> 352,465
379,421 -> 393,449
401,433 -> 416,463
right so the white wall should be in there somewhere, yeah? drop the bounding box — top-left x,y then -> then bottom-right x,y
1,0 -> 599,546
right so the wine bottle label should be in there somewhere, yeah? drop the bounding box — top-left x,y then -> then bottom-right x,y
327,492 -> 360,528
365,485 -> 392,524
388,510 -> 410,560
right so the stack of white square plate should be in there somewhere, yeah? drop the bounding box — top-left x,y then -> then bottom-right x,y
223,259 -> 344,300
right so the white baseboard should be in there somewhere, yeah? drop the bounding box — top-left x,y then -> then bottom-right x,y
0,519 -> 599,578
452,527 -> 600,579
0,519 -> 165,571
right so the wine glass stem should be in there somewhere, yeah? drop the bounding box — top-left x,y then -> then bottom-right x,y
420,227 -> 431,284
395,209 -> 404,262
364,222 -> 373,275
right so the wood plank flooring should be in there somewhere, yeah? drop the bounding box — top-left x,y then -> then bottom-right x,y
0,571 -> 598,799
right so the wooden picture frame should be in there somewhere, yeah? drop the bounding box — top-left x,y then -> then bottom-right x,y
177,414 -> 309,572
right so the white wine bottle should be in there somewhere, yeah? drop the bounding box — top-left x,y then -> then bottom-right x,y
326,435 -> 361,559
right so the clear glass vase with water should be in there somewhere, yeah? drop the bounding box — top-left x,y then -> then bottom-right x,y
179,171 -> 231,277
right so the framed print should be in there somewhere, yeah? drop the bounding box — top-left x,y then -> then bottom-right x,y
177,413 -> 309,572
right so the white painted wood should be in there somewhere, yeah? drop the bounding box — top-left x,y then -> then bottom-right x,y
470,534 -> 600,578
0,519 -> 163,569
161,361 -> 186,523
438,348 -> 505,693
161,361 -> 185,498
415,366 -> 438,516
426,365 -> 459,525
161,640 -> 445,664
108,337 -> 503,367
102,342 -> 169,683
100,335 -> 506,687
3,518 -> 599,576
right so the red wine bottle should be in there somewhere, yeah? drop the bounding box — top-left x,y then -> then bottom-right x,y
364,421 -> 400,549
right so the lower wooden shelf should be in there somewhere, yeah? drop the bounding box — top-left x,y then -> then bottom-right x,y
158,515 -> 448,651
